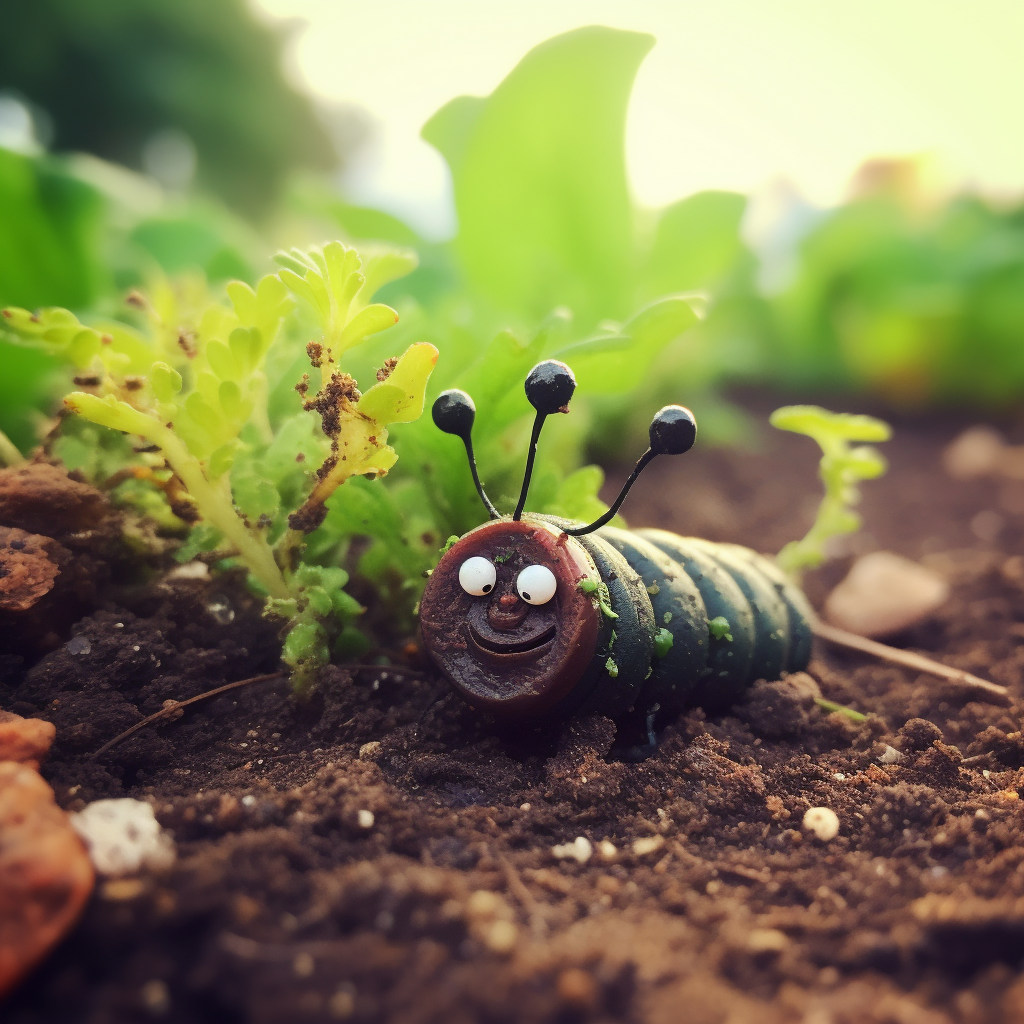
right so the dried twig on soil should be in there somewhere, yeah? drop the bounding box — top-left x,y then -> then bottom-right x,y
92,664 -> 428,758
812,620 -> 1009,703
92,673 -> 288,758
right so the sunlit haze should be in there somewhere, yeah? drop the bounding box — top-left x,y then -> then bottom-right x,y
252,0 -> 1024,238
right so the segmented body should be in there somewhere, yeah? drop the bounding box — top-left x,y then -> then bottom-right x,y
536,516 -> 813,719
419,512 -> 813,727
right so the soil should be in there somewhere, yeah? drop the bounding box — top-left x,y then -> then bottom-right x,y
8,397 -> 1024,1024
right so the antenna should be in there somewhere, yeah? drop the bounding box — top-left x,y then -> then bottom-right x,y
432,389 -> 500,520
513,361 -> 577,521
563,405 -> 697,537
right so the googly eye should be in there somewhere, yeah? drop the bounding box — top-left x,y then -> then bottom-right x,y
516,564 -> 557,605
459,556 -> 496,596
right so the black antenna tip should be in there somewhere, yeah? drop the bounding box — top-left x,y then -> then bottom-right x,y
649,405 -> 697,455
525,360 -> 576,415
432,389 -> 475,437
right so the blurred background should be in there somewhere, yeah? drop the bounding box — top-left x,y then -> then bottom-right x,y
3,0 -> 1024,457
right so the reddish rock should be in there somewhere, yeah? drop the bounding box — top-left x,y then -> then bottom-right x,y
0,526 -> 68,612
0,762 -> 94,997
0,711 -> 55,769
0,462 -> 111,543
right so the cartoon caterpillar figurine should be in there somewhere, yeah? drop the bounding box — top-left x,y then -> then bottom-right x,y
419,360 -> 815,754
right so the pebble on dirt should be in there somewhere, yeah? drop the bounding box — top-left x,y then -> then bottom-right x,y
551,836 -> 593,864
802,806 -> 840,841
0,762 -> 94,997
824,550 -> 950,638
0,710 -> 55,769
70,798 -> 175,877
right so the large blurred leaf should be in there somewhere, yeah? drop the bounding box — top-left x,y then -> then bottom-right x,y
556,296 -> 700,394
641,191 -> 747,299
423,26 -> 653,326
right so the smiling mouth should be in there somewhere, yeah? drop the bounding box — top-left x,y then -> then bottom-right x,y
469,623 -> 556,658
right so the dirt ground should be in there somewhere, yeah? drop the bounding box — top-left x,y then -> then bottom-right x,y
8,397 -> 1024,1024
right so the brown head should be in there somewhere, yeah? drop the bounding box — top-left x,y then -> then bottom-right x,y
420,517 -> 604,719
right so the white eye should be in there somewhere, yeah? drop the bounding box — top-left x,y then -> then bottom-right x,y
459,556 -> 496,596
516,564 -> 557,605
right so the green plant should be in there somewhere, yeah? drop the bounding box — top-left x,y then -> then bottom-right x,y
1,240 -> 437,688
770,405 -> 891,581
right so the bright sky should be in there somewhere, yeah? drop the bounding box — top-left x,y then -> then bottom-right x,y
253,0 -> 1024,238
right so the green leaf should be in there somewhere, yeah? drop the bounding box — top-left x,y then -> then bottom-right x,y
424,27 -> 653,323
339,303 -> 399,349
641,191 -> 747,297
557,296 -> 699,394
151,362 -> 182,402
769,405 -> 892,444
357,342 -> 438,425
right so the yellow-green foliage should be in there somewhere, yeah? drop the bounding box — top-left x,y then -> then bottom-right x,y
1,241 -> 437,688
770,405 -> 891,581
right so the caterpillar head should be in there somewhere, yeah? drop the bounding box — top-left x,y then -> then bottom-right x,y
419,517 -> 601,718
421,360 -> 695,722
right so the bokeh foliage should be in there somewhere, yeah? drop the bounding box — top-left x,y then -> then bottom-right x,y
4,19 -> 1024,650
0,0 -> 334,216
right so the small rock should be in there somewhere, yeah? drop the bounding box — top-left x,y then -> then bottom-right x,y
825,551 -> 950,638
878,744 -> 906,765
746,928 -> 789,953
70,798 -> 175,876
943,426 -> 1005,480
0,710 -> 55,769
356,809 -> 375,829
0,527 -> 66,612
556,968 -> 598,1010
597,839 -> 618,861
552,836 -> 592,864
0,762 -> 94,997
631,835 -> 665,857
803,806 -> 840,841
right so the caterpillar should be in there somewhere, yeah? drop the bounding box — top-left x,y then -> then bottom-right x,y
419,360 -> 815,755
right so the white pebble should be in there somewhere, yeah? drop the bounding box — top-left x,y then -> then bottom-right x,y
70,798 -> 175,876
878,745 -> 906,765
552,836 -> 592,864
598,839 -> 618,861
357,809 -> 375,829
942,425 -> 1005,480
824,551 -> 950,639
631,835 -> 665,857
802,806 -> 840,842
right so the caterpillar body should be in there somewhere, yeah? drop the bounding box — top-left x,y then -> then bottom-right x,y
419,359 -> 813,752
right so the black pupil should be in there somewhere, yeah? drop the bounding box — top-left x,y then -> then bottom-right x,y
523,592 -> 531,601
482,584 -> 491,592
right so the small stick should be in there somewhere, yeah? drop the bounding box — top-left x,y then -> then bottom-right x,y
93,671 -> 287,758
812,620 -> 1009,702
92,663 -> 428,758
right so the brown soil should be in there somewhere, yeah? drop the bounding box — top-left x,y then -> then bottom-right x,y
7,400 -> 1024,1024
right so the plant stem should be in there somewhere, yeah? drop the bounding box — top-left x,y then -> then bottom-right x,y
108,404 -> 290,598
814,697 -> 867,723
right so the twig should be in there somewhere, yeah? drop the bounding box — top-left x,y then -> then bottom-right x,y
91,662 -> 428,759
93,671 -> 287,758
812,620 -> 1009,703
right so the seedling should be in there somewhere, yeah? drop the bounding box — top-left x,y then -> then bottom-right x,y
770,405 -> 891,582
1,241 -> 437,689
